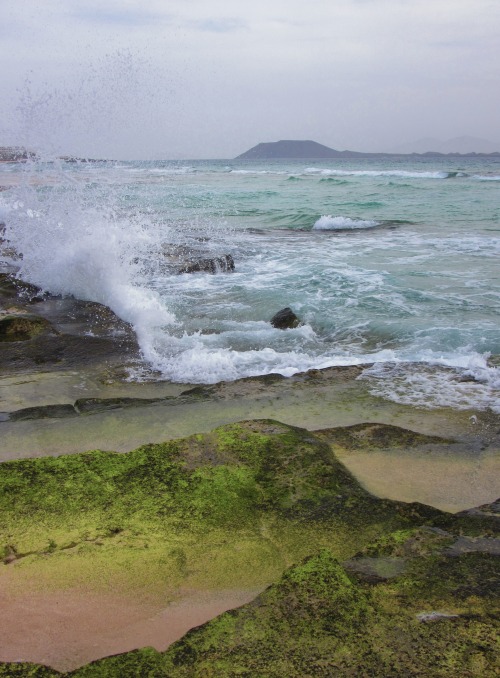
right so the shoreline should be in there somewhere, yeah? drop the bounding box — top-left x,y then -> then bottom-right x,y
1,269 -> 499,512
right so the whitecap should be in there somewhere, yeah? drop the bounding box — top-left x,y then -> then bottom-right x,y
304,168 -> 451,179
230,169 -> 288,175
312,215 -> 380,231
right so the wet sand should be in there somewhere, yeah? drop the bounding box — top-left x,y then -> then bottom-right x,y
0,585 -> 260,672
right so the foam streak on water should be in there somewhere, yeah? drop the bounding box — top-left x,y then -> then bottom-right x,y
1,156 -> 499,413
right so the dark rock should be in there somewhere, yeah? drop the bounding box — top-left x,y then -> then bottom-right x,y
432,497 -> 500,537
9,404 -> 78,421
179,385 -> 216,400
0,273 -> 47,302
270,307 -> 300,329
457,498 -> 500,518
178,254 -> 235,275
0,333 -> 137,373
0,313 -> 54,342
444,536 -> 500,556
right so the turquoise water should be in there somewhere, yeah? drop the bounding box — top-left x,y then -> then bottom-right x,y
1,155 -> 499,411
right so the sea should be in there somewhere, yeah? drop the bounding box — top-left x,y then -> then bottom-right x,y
1,155 -> 499,413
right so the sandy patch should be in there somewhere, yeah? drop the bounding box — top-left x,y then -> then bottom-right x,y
335,449 -> 500,513
0,586 -> 261,672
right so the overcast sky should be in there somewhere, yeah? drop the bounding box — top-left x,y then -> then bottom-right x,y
1,0 -> 499,158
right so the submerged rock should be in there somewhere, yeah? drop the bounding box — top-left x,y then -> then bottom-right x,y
270,307 -> 300,329
74,396 -> 167,414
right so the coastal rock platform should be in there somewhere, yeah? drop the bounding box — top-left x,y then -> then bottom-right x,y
0,273 -> 499,676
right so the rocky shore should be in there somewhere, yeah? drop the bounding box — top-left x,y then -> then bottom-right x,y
0,271 -> 499,676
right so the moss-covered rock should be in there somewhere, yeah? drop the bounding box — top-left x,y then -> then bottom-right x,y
0,313 -> 53,341
0,663 -> 58,677
0,421 -> 440,571
314,421 -> 454,452
1,536 -> 498,676
59,543 -> 498,677
1,420 -> 497,676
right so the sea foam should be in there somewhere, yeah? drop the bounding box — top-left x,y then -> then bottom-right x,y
361,354 -> 500,413
312,215 -> 380,231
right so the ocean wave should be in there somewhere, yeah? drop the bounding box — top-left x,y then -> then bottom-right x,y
304,168 -> 456,179
121,166 -> 197,175
473,174 -> 500,181
319,177 -> 350,184
230,169 -> 289,175
148,167 -> 197,175
312,215 -> 380,231
4,157 -> 499,415
131,341 -> 396,384
2,187 -> 178,339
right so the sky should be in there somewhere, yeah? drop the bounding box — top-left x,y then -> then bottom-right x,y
1,0 -> 499,159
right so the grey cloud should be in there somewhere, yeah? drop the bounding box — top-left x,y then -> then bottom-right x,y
1,0 -> 499,158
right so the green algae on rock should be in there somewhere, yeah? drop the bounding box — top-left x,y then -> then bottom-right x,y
0,420 -> 441,610
1,420 -> 498,676
0,313 -> 54,342
5,532 -> 496,677
66,523 -> 499,677
0,421 -> 440,566
0,420 -> 441,570
0,663 -> 58,677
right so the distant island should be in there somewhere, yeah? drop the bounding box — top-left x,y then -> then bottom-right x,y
236,139 -> 500,160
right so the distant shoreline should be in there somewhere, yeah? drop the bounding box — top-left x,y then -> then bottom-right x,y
235,139 -> 500,160
2,144 -> 500,164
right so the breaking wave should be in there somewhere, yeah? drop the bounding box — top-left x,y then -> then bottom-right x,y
312,215 -> 380,231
